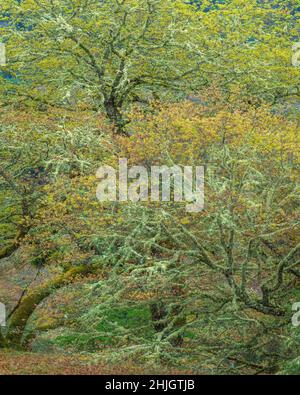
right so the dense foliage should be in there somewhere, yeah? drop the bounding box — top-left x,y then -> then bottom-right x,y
0,0 -> 299,375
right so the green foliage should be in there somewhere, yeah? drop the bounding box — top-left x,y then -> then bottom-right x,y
0,0 -> 299,375
1,0 -> 299,130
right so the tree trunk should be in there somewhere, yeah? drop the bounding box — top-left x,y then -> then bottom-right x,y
104,99 -> 128,136
150,283 -> 186,349
0,243 -> 19,260
150,301 -> 168,333
150,300 -> 185,348
0,227 -> 27,260
5,265 -> 92,349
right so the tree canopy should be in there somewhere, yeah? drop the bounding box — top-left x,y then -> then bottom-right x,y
0,0 -> 299,376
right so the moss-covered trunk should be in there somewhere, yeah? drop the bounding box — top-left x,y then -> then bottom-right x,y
5,265 -> 92,348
